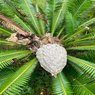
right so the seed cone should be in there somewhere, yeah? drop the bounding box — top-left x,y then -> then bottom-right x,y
36,44 -> 67,77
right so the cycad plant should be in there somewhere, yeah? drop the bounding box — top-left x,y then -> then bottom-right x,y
0,0 -> 95,95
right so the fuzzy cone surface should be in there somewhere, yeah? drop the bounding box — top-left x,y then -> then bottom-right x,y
36,44 -> 67,77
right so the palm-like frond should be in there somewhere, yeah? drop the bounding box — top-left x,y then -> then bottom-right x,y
0,50 -> 31,69
0,59 -> 37,95
78,51 -> 95,63
66,32 -> 95,46
47,0 -> 68,35
57,27 -> 64,37
32,0 -> 46,11
46,0 -> 59,32
65,65 -> 95,95
67,45 -> 95,50
69,0 -> 95,18
23,0 -> 41,35
1,0 -> 39,35
78,17 -> 95,28
0,0 -> 95,94
52,73 -> 72,95
0,0 -> 15,17
65,11 -> 75,35
0,40 -> 16,46
35,5 -> 46,35
0,27 -> 12,35
14,15 -> 33,32
68,72 -> 95,95
64,28 -> 86,43
68,55 -> 95,78
72,79 -> 95,95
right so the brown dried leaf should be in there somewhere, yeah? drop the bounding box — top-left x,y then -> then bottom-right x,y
40,33 -> 60,45
0,15 -> 29,36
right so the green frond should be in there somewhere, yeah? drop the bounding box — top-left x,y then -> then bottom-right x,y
78,51 -> 95,63
52,0 -> 68,35
65,11 -> 75,35
66,67 -> 95,94
67,45 -> 95,51
23,0 -> 41,36
52,73 -> 72,95
64,28 -> 86,42
0,27 -> 12,35
0,40 -> 16,45
0,58 -> 38,95
35,5 -> 45,35
38,18 -> 45,35
32,0 -> 46,11
0,0 -> 33,34
57,27 -> 64,37
14,15 -> 33,32
72,76 -> 95,95
60,34 -> 68,41
0,67 -> 16,86
73,0 -> 95,18
68,55 -> 95,78
66,33 -> 95,46
68,0 -> 95,18
2,0 -> 41,36
64,18 -> 95,43
0,0 -> 15,17
78,17 -> 95,29
47,0 -> 68,35
80,39 -> 95,46
0,50 -> 31,69
46,0 -> 58,32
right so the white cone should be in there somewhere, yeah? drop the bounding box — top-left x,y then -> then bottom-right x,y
36,44 -> 67,77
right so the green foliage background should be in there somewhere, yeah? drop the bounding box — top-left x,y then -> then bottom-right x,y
0,0 -> 95,95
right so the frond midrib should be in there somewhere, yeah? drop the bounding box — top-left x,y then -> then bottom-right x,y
58,74 -> 67,95
0,59 -> 37,94
0,50 -> 30,57
74,79 -> 95,95
68,55 -> 95,70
